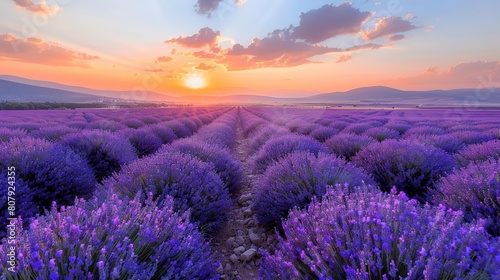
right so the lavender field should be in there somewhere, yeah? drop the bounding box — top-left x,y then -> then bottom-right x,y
1,107 -> 500,279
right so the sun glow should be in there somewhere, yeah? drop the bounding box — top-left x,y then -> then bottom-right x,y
184,73 -> 206,89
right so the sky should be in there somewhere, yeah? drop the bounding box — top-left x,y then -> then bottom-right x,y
0,0 -> 499,98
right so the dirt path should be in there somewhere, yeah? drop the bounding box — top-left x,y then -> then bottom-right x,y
210,124 -> 277,279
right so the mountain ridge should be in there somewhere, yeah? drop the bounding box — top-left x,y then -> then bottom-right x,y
1,75 -> 499,105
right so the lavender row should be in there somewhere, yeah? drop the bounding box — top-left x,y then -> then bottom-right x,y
0,108 -> 232,236
245,107 -> 500,207
0,108 -> 242,279
260,185 -> 500,279
241,107 -> 500,279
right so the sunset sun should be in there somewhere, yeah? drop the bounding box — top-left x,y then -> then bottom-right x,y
184,73 -> 206,89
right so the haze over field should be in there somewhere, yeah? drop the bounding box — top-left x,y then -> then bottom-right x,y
0,0 -> 499,101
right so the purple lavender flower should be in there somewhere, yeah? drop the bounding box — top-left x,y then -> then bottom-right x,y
159,138 -> 243,194
434,159 -> 500,236
260,185 -> 500,279
352,139 -> 455,202
0,191 -> 219,279
118,128 -> 163,157
250,134 -> 328,173
61,130 -> 137,181
324,133 -> 376,160
101,151 -> 231,234
455,139 -> 500,167
254,151 -> 374,229
0,137 -> 96,236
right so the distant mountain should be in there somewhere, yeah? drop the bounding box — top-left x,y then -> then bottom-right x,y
305,86 -> 500,105
1,75 -> 499,105
0,75 -> 176,102
0,79 -> 108,103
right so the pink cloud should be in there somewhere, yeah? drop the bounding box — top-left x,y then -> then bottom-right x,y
336,54 -> 352,63
423,66 -> 439,74
364,16 -> 418,40
11,0 -> 59,15
195,0 -> 222,15
0,33 -> 98,67
344,43 -> 384,52
166,26 -> 385,71
195,0 -> 246,16
387,34 -> 405,42
157,56 -> 173,63
165,27 -> 220,49
291,3 -> 372,43
195,63 -> 217,70
221,32 -> 339,70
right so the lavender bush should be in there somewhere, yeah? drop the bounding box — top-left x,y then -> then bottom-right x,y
309,127 -> 339,142
254,152 -> 374,229
159,138 -> 243,194
250,134 -> 328,173
102,151 -> 231,234
364,127 -> 401,142
384,121 -> 411,134
0,138 -> 96,236
0,191 -> 219,279
29,126 -> 80,141
403,125 -> 446,138
324,133 -> 376,160
434,159 -> 500,236
405,134 -> 464,154
448,131 -> 495,145
164,120 -> 193,138
343,123 -> 373,135
61,131 -> 137,181
148,124 -> 178,144
195,123 -> 236,150
454,140 -> 500,167
0,128 -> 27,142
352,140 -> 455,202
247,126 -> 287,155
119,128 -> 163,157
260,185 -> 500,279
121,118 -> 145,129
85,120 -> 127,132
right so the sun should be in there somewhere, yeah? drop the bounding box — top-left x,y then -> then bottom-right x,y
184,73 -> 206,89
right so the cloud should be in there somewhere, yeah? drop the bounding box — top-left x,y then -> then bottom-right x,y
423,66 -> 439,74
167,25 -> 385,71
195,63 -> 217,70
220,31 -> 340,70
291,3 -> 372,43
336,54 -> 352,63
0,33 -> 98,67
165,27 -> 220,49
162,3 -> 395,71
387,34 -> 405,42
344,43 -> 384,52
364,16 -> 418,40
157,56 -> 173,63
195,0 -> 222,15
195,0 -> 246,16
11,0 -> 60,15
